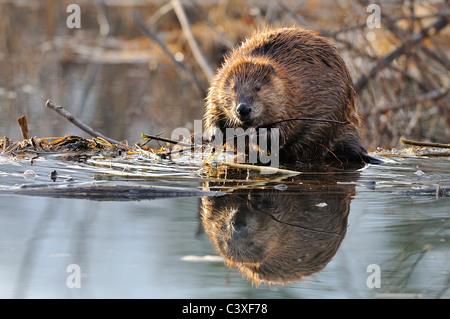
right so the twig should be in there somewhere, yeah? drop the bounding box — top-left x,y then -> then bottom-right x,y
45,99 -> 129,149
131,10 -> 205,94
221,162 -> 300,176
148,2 -> 174,25
418,43 -> 450,70
159,116 -> 348,156
17,115 -> 29,140
256,117 -> 349,128
400,138 -> 450,149
171,0 -> 214,80
376,79 -> 450,113
354,16 -> 450,92
141,133 -> 192,147
216,117 -> 349,145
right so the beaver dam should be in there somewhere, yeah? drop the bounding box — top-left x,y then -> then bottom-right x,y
1,103 -> 449,298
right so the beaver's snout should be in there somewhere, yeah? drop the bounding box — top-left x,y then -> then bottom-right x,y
237,103 -> 251,120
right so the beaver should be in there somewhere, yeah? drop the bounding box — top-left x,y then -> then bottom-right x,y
204,27 -> 378,164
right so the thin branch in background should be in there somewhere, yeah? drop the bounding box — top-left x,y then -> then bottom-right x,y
77,0 -> 111,117
131,10 -> 205,94
418,43 -> 450,70
78,63 -> 101,117
148,2 -> 174,26
376,77 -> 450,114
171,0 -> 214,81
329,12 -> 450,39
354,16 -> 450,92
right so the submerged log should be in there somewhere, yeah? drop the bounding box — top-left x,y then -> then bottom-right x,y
0,183 -> 223,201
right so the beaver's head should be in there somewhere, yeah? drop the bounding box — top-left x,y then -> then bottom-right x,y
220,58 -> 285,128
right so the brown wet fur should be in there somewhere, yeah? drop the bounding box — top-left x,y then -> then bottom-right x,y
204,27 -> 378,164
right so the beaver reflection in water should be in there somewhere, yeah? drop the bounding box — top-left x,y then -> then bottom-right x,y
200,181 -> 354,285
204,27 -> 379,164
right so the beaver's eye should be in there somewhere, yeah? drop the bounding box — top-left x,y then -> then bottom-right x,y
255,85 -> 261,92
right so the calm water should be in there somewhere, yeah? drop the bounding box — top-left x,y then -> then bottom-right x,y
1,0 -> 448,300
0,153 -> 448,299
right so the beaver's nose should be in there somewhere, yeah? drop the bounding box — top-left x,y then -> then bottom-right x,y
237,103 -> 251,118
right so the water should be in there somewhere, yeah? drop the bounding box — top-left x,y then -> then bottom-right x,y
0,153 -> 448,298
1,0 -> 448,301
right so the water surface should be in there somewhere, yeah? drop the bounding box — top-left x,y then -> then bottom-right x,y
0,154 -> 448,298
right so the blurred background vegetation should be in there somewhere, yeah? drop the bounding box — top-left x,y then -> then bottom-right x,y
0,0 -> 449,151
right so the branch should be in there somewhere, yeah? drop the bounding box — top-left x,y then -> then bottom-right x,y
141,133 -> 192,147
400,138 -> 450,149
221,162 -> 301,176
171,0 -> 214,80
131,10 -> 205,94
17,115 -> 29,140
376,78 -> 450,113
256,117 -> 349,128
77,0 -> 111,117
354,16 -> 450,93
45,99 -> 129,149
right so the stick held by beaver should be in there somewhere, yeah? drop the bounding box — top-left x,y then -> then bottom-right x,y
204,27 -> 380,164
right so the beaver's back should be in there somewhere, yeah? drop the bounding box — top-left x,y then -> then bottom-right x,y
233,28 -> 347,73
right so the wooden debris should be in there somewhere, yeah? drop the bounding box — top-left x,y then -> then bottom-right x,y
400,138 -> 450,149
0,183 -> 223,201
17,116 -> 29,140
220,162 -> 300,176
45,99 -> 129,150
